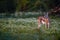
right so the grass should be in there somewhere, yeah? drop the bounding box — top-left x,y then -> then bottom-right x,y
0,17 -> 60,40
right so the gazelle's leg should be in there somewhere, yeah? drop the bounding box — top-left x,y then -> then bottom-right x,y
45,22 -> 48,29
46,23 -> 49,29
38,23 -> 41,29
47,23 -> 49,29
37,19 -> 41,29
45,23 -> 47,28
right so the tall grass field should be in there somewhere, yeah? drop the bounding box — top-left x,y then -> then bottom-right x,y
0,16 -> 60,40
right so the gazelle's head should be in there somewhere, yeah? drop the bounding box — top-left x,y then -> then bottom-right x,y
44,12 -> 49,18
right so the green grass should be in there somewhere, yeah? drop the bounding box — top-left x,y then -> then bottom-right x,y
0,18 -> 60,40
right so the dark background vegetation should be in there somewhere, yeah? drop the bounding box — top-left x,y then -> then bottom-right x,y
0,0 -> 60,13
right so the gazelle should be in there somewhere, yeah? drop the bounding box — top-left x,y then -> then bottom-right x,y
37,12 -> 50,29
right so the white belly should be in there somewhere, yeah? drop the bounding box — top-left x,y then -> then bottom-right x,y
41,21 -> 46,24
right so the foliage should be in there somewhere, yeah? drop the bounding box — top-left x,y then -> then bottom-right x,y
0,17 -> 60,40
0,0 -> 60,13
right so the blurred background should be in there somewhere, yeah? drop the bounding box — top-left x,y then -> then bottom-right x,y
0,0 -> 60,18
